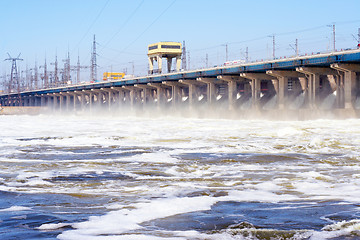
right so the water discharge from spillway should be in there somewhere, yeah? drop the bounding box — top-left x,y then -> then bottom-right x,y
0,113 -> 360,239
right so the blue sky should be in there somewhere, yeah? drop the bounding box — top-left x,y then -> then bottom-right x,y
1,0 -> 360,82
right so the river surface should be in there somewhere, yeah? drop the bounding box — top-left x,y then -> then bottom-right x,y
0,113 -> 360,240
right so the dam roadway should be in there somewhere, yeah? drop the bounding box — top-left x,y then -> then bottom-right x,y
1,49 -> 360,119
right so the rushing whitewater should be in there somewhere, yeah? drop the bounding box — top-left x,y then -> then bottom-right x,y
0,113 -> 360,240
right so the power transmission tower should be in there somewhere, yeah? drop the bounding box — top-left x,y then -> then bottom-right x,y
74,55 -> 89,84
182,40 -> 187,70
25,64 -> 31,90
327,24 -> 336,51
50,54 -> 59,87
4,53 -> 23,94
62,51 -> 71,85
90,34 -> 98,82
30,61 -> 39,90
39,57 -> 49,88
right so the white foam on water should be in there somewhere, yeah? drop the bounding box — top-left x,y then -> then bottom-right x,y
37,223 -> 73,230
0,206 -> 32,212
306,219 -> 360,240
227,189 -> 297,202
1,115 -> 360,239
120,151 -> 179,164
58,196 -> 219,240
276,126 -> 303,138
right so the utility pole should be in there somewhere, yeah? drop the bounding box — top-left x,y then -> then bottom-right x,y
187,51 -> 190,70
272,34 -> 275,59
77,55 -> 81,84
128,61 -> 134,76
245,47 -> 249,62
90,34 -> 98,82
225,44 -> 228,62
333,24 -> 336,51
182,40 -> 187,70
205,53 -> 208,68
289,39 -> 299,57
44,57 -> 48,88
25,65 -> 30,90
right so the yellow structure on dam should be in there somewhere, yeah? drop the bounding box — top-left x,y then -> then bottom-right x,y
102,72 -> 125,81
148,41 -> 182,74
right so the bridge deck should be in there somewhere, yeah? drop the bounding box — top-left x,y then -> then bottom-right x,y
2,49 -> 360,98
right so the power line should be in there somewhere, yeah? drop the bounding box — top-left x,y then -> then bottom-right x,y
121,0 -> 177,52
101,0 -> 145,51
72,0 -> 110,54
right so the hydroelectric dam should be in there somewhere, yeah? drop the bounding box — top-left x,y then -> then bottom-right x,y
1,49 -> 360,119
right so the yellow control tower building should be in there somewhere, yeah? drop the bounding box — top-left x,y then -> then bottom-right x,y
148,42 -> 182,74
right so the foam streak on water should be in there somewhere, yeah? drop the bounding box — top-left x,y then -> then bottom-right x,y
0,114 -> 360,239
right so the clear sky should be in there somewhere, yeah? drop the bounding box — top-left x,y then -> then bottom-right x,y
1,0 -> 360,83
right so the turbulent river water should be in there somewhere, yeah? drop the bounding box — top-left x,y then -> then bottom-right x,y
0,113 -> 360,240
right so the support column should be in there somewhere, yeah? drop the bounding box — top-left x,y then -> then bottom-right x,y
111,87 -> 127,108
176,56 -> 181,72
158,55 -> 163,74
162,81 -> 186,108
60,93 -> 71,111
73,91 -> 84,111
134,84 -> 157,108
100,88 -> 114,110
148,57 -> 154,74
240,73 -> 271,110
179,79 -> 206,109
217,75 -> 245,110
147,82 -> 169,109
331,63 -> 360,109
91,89 -> 106,108
81,90 -> 92,111
28,96 -> 33,107
197,77 -> 225,105
266,70 -> 305,110
296,67 -> 338,109
59,94 -> 64,112
167,58 -> 173,73
41,95 -> 46,107
23,96 -> 29,107
122,86 -> 141,108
